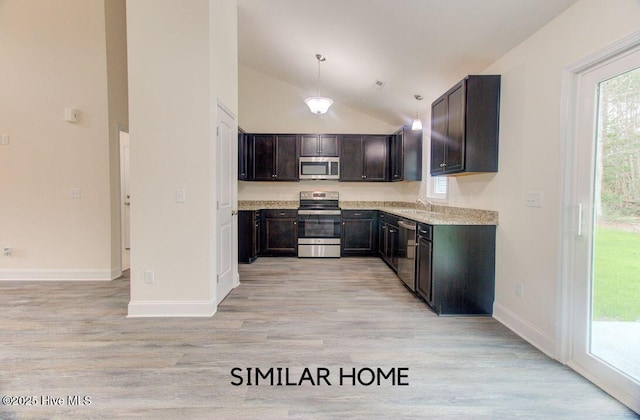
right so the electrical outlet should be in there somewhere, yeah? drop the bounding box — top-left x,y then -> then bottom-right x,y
1,134 -> 9,145
525,191 -> 543,208
144,270 -> 154,284
515,281 -> 524,298
3,247 -> 13,257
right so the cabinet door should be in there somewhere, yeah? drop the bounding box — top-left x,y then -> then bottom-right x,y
238,131 -> 247,180
341,211 -> 377,256
339,135 -> 365,181
252,214 -> 261,258
300,135 -> 319,157
390,131 -> 403,181
378,220 -> 386,257
253,135 -> 276,180
238,211 -> 254,263
363,135 -> 388,181
444,81 -> 465,173
274,135 -> 298,180
387,224 -> 398,270
430,96 -> 447,175
319,135 -> 339,156
261,212 -> 297,255
300,134 -> 338,157
416,236 -> 433,305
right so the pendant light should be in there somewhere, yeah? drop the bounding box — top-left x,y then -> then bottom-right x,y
304,54 -> 333,115
412,94 -> 423,130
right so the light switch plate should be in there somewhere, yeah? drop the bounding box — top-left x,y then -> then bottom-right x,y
176,189 -> 186,203
1,134 -> 9,145
70,188 -> 81,199
526,191 -> 543,208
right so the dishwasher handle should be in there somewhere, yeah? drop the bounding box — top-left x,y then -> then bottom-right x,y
397,220 -> 417,230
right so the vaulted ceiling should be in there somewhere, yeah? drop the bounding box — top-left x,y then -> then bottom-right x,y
238,0 -> 578,126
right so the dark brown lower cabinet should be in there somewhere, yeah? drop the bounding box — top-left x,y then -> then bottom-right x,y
416,223 -> 496,315
238,210 -> 260,263
341,210 -> 378,256
261,209 -> 298,256
378,212 -> 399,271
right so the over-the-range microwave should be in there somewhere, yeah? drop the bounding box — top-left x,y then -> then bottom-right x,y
299,156 -> 340,180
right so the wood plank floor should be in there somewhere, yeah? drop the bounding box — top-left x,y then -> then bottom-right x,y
0,257 -> 635,419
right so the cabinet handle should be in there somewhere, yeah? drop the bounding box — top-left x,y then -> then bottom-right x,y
294,221 -> 297,225
354,213 -> 362,216
343,222 -> 345,225
279,212 -> 286,216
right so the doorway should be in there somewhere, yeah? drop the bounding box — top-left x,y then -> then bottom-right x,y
119,129 -> 130,271
564,42 -> 640,413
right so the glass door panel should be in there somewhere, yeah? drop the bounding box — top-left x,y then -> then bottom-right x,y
590,66 -> 640,382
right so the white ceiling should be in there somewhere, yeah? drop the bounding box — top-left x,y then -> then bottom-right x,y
238,0 -> 578,126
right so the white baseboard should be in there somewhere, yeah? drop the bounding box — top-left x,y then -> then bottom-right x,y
0,269 -> 114,281
127,300 -> 217,318
493,302 -> 557,359
111,267 -> 123,280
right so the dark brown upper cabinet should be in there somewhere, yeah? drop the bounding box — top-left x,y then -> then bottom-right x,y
300,134 -> 339,157
252,134 -> 299,181
339,135 -> 389,181
238,128 -> 253,180
430,75 -> 500,176
391,125 -> 422,181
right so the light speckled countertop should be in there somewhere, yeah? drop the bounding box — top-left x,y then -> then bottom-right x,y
238,200 -> 498,225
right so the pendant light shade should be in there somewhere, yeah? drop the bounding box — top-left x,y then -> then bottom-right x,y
305,54 -> 333,115
305,96 -> 334,115
412,94 -> 423,130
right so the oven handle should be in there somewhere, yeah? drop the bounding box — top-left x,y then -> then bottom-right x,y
298,210 -> 341,215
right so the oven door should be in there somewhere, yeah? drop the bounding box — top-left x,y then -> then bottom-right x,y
297,210 -> 341,239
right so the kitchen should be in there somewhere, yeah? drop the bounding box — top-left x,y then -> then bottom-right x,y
238,74 -> 501,315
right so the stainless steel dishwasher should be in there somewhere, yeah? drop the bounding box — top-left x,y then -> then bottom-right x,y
397,219 -> 417,291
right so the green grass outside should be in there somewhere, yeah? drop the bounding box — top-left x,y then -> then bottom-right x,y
593,226 -> 640,321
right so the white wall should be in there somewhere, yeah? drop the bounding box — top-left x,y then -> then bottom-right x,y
0,0 -> 120,280
127,0 -> 238,316
238,65 -> 419,202
447,0 -> 640,356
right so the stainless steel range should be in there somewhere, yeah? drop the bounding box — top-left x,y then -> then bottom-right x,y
297,191 -> 341,258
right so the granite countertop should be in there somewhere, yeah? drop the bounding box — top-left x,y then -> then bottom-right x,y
238,200 -> 498,226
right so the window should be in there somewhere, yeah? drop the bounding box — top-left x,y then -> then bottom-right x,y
428,175 -> 448,201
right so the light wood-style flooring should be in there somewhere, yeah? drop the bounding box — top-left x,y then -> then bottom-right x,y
0,257 -> 635,418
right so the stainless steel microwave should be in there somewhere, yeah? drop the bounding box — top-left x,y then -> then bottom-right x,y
299,157 -> 340,180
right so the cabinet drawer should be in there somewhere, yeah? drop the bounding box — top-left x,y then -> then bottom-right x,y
263,209 -> 298,218
341,210 -> 377,219
417,223 -> 432,240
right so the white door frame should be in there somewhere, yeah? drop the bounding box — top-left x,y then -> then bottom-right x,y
557,30 -> 640,413
118,126 -> 130,272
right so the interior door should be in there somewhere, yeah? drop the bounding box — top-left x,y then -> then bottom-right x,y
216,105 -> 236,304
569,46 -> 640,413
